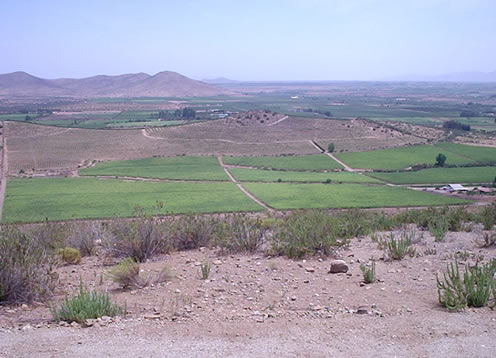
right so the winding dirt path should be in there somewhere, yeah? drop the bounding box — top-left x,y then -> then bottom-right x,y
266,115 -> 289,127
309,140 -> 356,172
0,121 -> 8,221
217,156 -> 272,211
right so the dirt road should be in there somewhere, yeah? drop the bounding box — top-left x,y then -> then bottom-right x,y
217,156 -> 272,211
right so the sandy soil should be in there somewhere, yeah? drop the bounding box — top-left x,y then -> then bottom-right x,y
1,226 -> 495,357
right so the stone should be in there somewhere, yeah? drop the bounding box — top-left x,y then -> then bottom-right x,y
329,260 -> 348,273
213,260 -> 222,265
356,306 -> 369,315
305,267 -> 315,273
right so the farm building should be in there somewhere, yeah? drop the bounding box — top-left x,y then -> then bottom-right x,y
440,184 -> 469,192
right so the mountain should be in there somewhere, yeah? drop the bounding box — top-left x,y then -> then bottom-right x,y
202,77 -> 240,84
386,71 -> 496,83
0,71 -> 232,97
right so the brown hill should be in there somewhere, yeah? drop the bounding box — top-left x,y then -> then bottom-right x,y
0,71 -> 232,97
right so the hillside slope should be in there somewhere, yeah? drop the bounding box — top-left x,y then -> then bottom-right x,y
0,71 -> 231,97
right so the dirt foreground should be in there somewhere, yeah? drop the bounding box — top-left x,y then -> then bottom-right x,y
1,228 -> 495,357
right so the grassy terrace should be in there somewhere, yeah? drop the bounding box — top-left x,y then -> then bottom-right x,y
80,156 -> 228,181
223,154 -> 343,171
336,144 -> 474,170
3,178 -> 262,223
369,166 -> 496,185
229,168 -> 382,183
243,183 -> 468,210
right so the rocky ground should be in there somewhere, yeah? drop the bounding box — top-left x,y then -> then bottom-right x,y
1,226 -> 495,357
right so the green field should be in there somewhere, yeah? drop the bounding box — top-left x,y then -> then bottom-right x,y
2,178 -> 262,222
336,144 -> 474,170
243,183 -> 468,210
223,154 -> 343,171
229,168 -> 382,183
369,166 -> 496,185
436,143 -> 496,163
80,156 -> 228,181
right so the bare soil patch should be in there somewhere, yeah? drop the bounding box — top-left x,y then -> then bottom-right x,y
1,227 -> 495,357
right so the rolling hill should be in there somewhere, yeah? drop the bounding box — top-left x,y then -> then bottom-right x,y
0,71 -> 232,97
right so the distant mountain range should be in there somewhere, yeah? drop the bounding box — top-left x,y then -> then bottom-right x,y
386,71 -> 496,83
202,77 -> 240,85
0,71 -> 232,97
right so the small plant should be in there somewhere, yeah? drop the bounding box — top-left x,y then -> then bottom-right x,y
428,219 -> 448,242
200,262 -> 211,280
51,280 -> 124,323
384,233 -> 415,261
437,259 -> 496,310
327,143 -> 335,153
106,258 -> 142,289
57,247 -> 81,264
424,248 -> 437,256
154,265 -> 174,284
360,261 -> 376,284
324,178 -> 332,184
479,230 -> 496,248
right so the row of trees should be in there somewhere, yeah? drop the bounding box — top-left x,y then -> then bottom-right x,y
157,107 -> 196,120
442,120 -> 471,131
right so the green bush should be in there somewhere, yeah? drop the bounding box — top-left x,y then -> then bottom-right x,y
477,203 -> 496,230
51,281 -> 124,323
428,219 -> 448,242
437,259 -> 496,310
106,258 -> 142,289
0,227 -> 58,303
57,247 -> 81,264
272,211 -> 345,258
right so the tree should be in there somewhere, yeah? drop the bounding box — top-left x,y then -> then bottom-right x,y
435,153 -> 447,167
327,143 -> 335,153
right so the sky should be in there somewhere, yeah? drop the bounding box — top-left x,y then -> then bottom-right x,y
0,0 -> 495,81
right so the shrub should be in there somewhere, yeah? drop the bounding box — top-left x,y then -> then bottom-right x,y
478,203 -> 496,230
51,281 -> 124,323
437,259 -> 496,310
104,210 -> 168,262
360,261 -> 376,284
57,247 -> 81,264
428,218 -> 448,242
66,222 -> 103,256
200,262 -> 211,280
384,233 -> 415,260
170,215 -> 217,250
106,258 -> 142,289
271,211 -> 344,258
0,227 -> 58,303
216,214 -> 265,252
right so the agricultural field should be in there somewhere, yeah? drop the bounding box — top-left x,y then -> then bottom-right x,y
80,156 -> 228,181
336,144 -> 475,170
229,167 -> 381,183
436,142 -> 496,163
2,178 -> 262,222
369,166 -> 496,185
243,183 -> 467,210
223,154 -> 343,171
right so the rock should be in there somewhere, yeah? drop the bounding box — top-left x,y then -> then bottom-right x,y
305,267 -> 315,273
22,324 -> 33,331
329,260 -> 348,273
290,296 -> 297,301
21,304 -> 28,310
213,260 -> 222,265
356,306 -> 369,315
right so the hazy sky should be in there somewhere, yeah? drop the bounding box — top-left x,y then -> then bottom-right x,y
1,0 -> 494,80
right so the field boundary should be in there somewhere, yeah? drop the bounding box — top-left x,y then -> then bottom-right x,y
217,156 -> 272,211
309,140 -> 356,172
